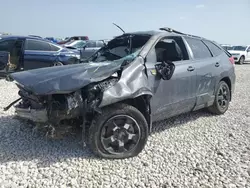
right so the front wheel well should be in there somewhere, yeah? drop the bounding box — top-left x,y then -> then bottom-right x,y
121,95 -> 152,132
220,77 -> 232,101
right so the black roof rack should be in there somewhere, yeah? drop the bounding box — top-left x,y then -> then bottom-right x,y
159,27 -> 202,39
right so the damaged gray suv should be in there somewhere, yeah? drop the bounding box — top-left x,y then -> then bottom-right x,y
5,27 -> 236,159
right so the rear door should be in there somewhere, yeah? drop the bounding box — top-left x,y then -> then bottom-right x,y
183,37 -> 220,109
23,39 -> 58,70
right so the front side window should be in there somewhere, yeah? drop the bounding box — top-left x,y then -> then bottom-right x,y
203,40 -> 223,57
25,40 -> 51,51
146,37 -> 184,63
185,37 -> 212,59
73,41 -> 86,48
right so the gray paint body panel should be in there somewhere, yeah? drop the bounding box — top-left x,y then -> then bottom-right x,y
9,31 -> 236,126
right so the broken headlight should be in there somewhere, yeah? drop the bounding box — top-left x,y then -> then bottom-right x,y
85,77 -> 119,111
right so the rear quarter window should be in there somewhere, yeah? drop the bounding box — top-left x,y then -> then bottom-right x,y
203,40 -> 223,56
50,44 -> 60,51
185,37 -> 212,59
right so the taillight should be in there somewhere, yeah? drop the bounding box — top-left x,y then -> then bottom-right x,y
229,56 -> 235,65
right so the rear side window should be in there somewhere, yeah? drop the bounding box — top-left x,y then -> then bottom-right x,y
25,39 -> 51,51
203,40 -> 223,56
185,37 -> 212,59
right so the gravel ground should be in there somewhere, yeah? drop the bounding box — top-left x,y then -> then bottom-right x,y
0,65 -> 249,188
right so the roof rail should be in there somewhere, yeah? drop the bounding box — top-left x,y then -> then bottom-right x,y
159,27 -> 202,39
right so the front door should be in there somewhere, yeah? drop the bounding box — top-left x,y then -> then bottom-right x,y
145,37 -> 197,122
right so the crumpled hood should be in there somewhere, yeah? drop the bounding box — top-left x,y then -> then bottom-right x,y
10,61 -> 123,95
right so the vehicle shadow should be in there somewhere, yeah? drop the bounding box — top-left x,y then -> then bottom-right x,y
151,109 -> 211,134
0,109 -> 212,166
0,115 -> 95,167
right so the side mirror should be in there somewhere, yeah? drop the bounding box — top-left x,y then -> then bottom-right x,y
155,61 -> 175,80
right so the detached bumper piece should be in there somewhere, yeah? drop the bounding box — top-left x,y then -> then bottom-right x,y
14,107 -> 48,123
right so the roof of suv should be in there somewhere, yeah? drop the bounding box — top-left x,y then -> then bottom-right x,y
123,29 -> 207,40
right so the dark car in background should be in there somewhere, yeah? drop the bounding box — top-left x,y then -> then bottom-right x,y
57,36 -> 89,45
0,35 -> 80,77
7,27 -> 235,159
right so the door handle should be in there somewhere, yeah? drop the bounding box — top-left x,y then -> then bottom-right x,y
215,62 -> 220,67
187,66 -> 195,71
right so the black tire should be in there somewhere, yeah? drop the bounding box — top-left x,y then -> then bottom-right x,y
208,81 -> 230,115
52,62 -> 63,66
87,103 -> 149,159
238,56 -> 245,65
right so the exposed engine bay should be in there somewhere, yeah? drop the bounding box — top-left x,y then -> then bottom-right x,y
13,77 -> 120,138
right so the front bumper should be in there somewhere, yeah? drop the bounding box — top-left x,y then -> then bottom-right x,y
15,107 -> 48,123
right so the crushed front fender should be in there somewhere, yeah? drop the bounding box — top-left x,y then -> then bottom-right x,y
100,56 -> 153,107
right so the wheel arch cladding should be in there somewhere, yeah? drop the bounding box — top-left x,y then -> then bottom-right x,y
220,77 -> 232,100
99,57 -> 153,108
122,95 -> 152,133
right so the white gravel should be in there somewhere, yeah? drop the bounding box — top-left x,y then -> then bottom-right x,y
0,65 -> 250,188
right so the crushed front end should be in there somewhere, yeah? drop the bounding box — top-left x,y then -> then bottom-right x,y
11,77 -> 119,138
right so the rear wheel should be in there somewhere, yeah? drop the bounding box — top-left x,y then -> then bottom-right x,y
238,56 -> 245,65
87,103 -> 149,159
52,62 -> 63,66
208,81 -> 230,115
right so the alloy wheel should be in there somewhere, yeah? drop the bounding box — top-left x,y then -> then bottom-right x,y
100,115 -> 141,155
217,84 -> 230,109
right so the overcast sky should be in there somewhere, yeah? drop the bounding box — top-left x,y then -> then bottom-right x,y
1,0 -> 250,44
